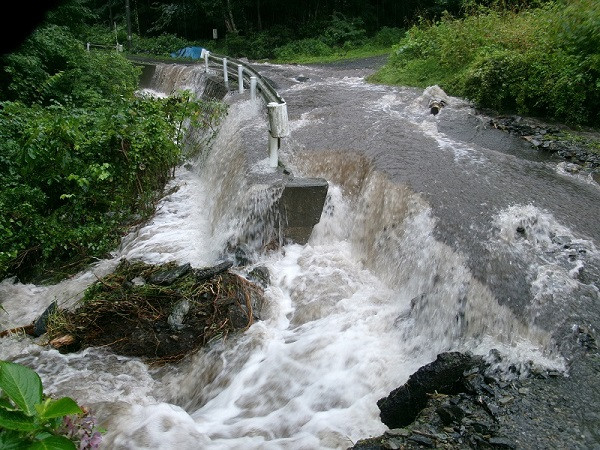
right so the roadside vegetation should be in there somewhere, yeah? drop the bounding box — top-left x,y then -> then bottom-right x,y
83,16 -> 404,64
0,4 -> 226,283
370,0 -> 600,127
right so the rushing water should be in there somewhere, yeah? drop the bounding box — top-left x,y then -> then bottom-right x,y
1,61 -> 599,449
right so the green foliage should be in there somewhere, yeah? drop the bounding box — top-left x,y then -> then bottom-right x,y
321,13 -> 367,47
130,33 -> 190,57
0,360 -> 102,449
0,93 -> 225,281
0,19 -> 227,282
271,23 -> 404,63
371,0 -> 600,126
555,0 -> 600,56
372,27 -> 406,47
274,39 -> 334,61
0,25 -> 140,108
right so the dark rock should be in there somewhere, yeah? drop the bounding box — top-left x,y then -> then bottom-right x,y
470,421 -> 492,434
464,373 -> 485,394
408,435 -> 434,447
247,266 -> 270,288
378,352 -> 484,428
428,99 -> 446,115
436,404 -> 465,425
33,301 -> 58,337
234,245 -> 252,267
194,260 -> 233,281
385,428 -> 411,438
489,437 -> 516,448
149,263 -> 191,285
481,384 -> 496,397
349,440 -> 385,450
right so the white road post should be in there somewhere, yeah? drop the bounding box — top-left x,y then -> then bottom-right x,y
268,134 -> 279,168
204,51 -> 209,73
223,58 -> 228,86
267,102 -> 290,168
250,76 -> 257,100
238,64 -> 244,93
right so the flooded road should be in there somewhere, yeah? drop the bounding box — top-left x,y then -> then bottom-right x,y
1,58 -> 598,449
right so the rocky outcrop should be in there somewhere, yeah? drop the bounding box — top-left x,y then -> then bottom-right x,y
349,350 -> 590,450
488,115 -> 600,169
377,352 -> 484,429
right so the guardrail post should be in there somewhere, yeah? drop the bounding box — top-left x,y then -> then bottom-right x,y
268,134 -> 279,168
267,102 -> 290,138
238,64 -> 244,94
223,58 -> 229,87
204,51 -> 209,73
267,102 -> 290,168
250,76 -> 257,100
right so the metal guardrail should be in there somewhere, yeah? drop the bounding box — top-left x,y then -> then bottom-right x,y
204,52 -> 285,105
113,46 -> 289,168
203,51 -> 289,168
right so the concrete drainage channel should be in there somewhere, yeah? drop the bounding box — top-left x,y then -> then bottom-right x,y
133,56 -> 328,246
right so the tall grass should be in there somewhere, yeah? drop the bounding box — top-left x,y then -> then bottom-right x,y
370,0 -> 600,126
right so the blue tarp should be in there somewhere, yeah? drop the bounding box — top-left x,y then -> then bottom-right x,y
170,46 -> 207,60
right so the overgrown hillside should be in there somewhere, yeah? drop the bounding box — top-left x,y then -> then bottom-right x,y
370,0 -> 600,127
0,5 -> 226,283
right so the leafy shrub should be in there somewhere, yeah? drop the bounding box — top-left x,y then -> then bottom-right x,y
0,360 -> 103,449
321,13 -> 367,47
0,92 -> 226,281
131,33 -> 190,56
372,27 -> 406,47
224,32 -> 250,57
79,24 -> 122,49
245,26 -> 295,60
274,39 -> 333,60
0,25 -> 140,108
555,0 -> 600,56
0,20 -> 228,281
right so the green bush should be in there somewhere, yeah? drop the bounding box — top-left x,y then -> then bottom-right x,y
0,22 -> 229,281
274,38 -> 334,60
0,25 -> 140,108
0,92 -> 226,281
224,32 -> 251,57
321,13 -> 367,47
131,33 -> 190,56
372,0 -> 600,126
372,27 -> 406,47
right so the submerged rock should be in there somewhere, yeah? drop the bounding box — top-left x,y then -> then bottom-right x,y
149,262 -> 191,285
33,301 -> 58,337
